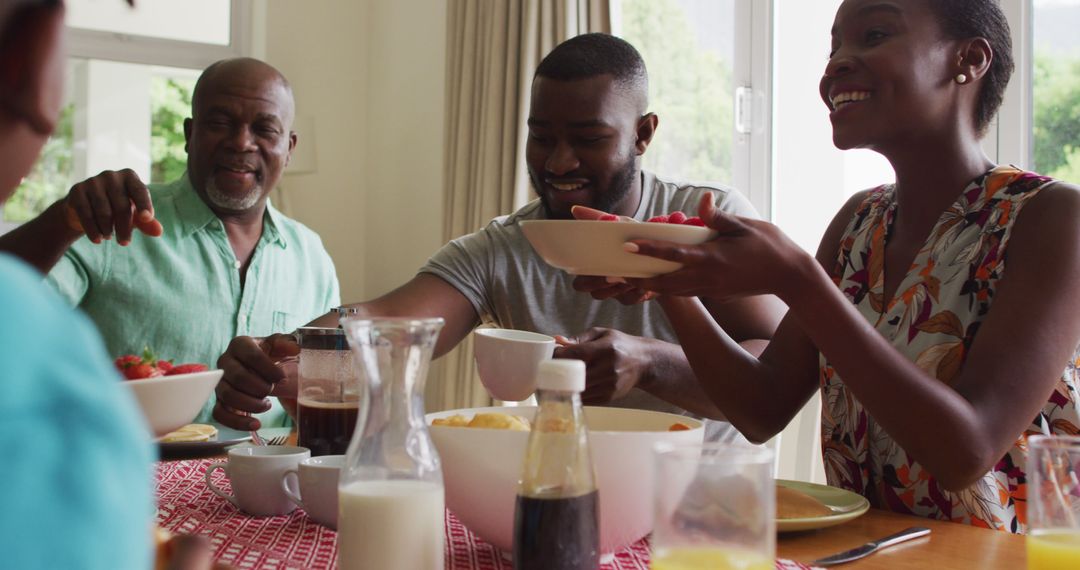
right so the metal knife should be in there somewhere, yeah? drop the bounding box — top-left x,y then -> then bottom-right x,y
810,526 -> 931,566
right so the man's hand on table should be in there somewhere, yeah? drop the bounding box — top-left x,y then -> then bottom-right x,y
553,328 -> 655,404
213,334 -> 299,430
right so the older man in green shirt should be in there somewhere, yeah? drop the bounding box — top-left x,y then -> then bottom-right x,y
0,57 -> 339,426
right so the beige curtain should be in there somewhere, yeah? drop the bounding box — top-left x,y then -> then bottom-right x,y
430,0 -> 611,412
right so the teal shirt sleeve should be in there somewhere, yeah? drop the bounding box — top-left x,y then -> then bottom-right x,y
45,240 -> 104,306
322,246 -> 342,312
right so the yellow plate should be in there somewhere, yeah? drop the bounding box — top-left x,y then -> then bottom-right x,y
777,479 -> 870,532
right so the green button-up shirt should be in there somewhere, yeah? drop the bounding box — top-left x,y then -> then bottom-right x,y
47,175 -> 340,425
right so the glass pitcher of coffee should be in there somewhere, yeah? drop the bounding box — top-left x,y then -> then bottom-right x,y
295,326 -> 361,456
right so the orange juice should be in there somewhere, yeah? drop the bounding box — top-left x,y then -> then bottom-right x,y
1027,529 -> 1080,570
651,547 -> 773,570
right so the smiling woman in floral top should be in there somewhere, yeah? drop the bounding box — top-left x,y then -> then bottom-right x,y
574,0 -> 1080,534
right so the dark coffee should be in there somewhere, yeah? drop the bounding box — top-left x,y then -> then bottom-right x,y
297,399 -> 359,456
513,490 -> 599,570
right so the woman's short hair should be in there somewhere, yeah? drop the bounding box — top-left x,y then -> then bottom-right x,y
930,0 -> 1014,136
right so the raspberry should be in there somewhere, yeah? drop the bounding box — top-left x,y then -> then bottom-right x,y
684,217 -> 706,227
668,211 -> 687,224
598,213 -> 619,221
646,215 -> 670,223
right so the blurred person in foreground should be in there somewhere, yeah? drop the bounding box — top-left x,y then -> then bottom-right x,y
581,0 -> 1080,532
0,57 -> 340,428
0,0 -> 154,567
213,34 -> 786,441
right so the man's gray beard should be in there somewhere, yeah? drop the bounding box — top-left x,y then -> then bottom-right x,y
204,178 -> 262,212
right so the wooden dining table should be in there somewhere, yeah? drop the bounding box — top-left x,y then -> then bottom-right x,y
779,508 -> 1027,569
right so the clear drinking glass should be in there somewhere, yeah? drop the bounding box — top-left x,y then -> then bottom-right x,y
337,317 -> 445,570
1027,435 -> 1080,569
652,442 -> 775,570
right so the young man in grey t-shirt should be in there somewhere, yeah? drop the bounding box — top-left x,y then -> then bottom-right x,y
212,34 -> 785,441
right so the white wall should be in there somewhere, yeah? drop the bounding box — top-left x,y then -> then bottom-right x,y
362,0 -> 447,298
260,0 -> 447,303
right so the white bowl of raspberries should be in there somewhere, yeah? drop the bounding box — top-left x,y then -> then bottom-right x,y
116,349 -> 223,437
520,212 -> 716,278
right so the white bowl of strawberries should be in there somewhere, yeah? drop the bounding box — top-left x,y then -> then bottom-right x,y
116,350 -> 222,437
520,212 -> 717,278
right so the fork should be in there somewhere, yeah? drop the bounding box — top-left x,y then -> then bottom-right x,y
265,435 -> 289,446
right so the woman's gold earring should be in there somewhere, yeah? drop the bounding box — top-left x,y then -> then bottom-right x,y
955,73 -> 968,84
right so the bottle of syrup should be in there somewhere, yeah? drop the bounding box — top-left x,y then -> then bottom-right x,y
513,359 -> 599,570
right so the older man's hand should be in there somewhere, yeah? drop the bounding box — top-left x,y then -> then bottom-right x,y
62,168 -> 163,245
213,334 -> 299,430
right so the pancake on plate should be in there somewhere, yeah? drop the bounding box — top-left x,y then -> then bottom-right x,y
159,423 -> 218,443
777,485 -> 833,519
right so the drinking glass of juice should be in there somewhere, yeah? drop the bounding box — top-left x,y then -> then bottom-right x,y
651,442 -> 775,570
1028,435 -> 1080,570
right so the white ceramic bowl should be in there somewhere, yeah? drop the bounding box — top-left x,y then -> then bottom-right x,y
520,219 -> 717,278
124,370 -> 223,436
427,405 -> 705,555
472,329 -> 555,401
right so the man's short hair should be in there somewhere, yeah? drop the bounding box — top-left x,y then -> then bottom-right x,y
534,33 -> 648,95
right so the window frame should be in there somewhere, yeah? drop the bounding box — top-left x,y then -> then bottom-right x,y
736,0 -> 774,219
66,0 -> 252,70
0,0 -> 253,232
991,0 -> 1034,169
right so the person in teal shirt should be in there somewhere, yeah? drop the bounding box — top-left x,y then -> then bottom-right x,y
0,57 -> 340,427
0,0 -> 153,568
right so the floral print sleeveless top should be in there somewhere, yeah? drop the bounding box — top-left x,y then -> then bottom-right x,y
821,166 -> 1080,533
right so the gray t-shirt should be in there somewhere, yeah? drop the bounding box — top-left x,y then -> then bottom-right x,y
421,171 -> 759,441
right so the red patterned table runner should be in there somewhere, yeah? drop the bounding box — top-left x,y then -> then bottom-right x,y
157,459 -> 817,569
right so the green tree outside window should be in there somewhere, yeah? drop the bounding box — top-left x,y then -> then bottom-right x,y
620,0 -> 733,184
3,73 -> 194,224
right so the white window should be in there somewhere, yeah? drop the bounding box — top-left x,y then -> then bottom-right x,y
0,0 -> 250,233
772,0 -> 893,255
1028,0 -> 1080,179
613,0 -> 772,216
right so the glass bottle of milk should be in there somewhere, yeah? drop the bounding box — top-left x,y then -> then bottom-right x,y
338,317 -> 446,570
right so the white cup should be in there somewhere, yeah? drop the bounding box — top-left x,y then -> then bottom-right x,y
281,455 -> 345,529
472,328 -> 556,401
205,446 -> 311,516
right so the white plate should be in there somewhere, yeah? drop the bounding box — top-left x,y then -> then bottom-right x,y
157,426 -> 292,453
520,219 -> 716,278
777,479 -> 871,532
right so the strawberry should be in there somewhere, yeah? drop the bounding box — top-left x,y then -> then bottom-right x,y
115,347 -> 169,380
114,354 -> 141,370
646,214 -> 670,223
683,216 -> 706,227
668,211 -> 687,224
123,363 -> 163,380
598,213 -> 619,221
166,363 -> 209,376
